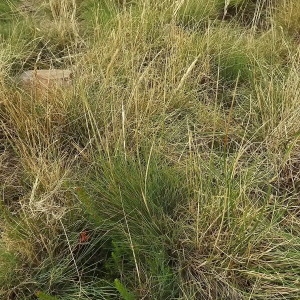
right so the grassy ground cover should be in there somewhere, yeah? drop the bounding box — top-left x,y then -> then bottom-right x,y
1,0 -> 300,299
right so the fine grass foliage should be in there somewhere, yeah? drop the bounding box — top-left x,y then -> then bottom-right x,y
1,0 -> 300,299
0,0 -> 20,39
273,0 -> 300,39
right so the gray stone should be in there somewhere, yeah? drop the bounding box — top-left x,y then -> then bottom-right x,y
19,69 -> 73,90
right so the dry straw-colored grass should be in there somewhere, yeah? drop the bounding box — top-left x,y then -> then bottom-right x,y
0,0 -> 300,299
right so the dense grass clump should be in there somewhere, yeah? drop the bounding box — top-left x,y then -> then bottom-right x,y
1,0 -> 300,299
